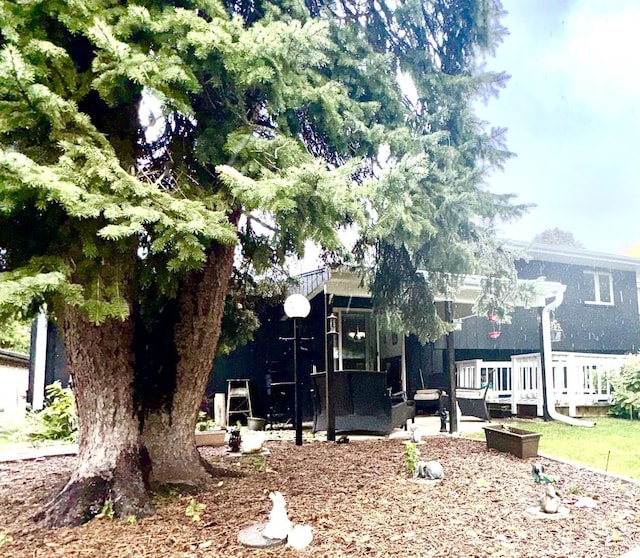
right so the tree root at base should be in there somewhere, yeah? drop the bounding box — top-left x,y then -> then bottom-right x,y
35,450 -> 154,527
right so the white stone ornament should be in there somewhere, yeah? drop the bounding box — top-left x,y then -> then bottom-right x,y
262,491 -> 292,540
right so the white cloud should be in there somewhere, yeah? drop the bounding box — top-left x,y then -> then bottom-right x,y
548,1 -> 640,118
477,1 -> 640,253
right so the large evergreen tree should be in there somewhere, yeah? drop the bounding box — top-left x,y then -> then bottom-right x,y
0,0 -> 524,525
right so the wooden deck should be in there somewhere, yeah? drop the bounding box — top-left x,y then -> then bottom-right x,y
456,352 -> 628,418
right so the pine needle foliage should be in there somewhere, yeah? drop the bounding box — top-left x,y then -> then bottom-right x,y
1,0 -> 525,340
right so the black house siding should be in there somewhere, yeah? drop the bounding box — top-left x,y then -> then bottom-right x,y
515,259 -> 640,354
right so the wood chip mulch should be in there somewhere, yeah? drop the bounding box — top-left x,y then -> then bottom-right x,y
1,436 -> 639,557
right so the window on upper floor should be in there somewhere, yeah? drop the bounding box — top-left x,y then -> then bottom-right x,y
583,271 -> 614,305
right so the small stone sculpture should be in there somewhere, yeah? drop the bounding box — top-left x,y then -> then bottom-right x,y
409,424 -> 422,444
414,460 -> 444,480
531,463 -> 564,515
228,428 -> 242,453
262,491 -> 292,541
288,524 -> 313,550
540,484 -> 561,514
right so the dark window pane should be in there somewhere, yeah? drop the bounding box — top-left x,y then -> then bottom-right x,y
584,274 -> 596,301
598,274 -> 612,303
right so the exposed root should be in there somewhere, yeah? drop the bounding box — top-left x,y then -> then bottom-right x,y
34,449 -> 154,527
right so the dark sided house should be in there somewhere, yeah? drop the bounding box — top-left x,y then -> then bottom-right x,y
31,243 -> 640,428
212,243 -> 640,427
438,243 -> 640,377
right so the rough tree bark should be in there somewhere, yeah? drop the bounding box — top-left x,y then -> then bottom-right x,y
141,242 -> 235,485
37,305 -> 153,527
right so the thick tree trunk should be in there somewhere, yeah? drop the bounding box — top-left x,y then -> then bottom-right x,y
37,305 -> 153,527
142,243 -> 235,484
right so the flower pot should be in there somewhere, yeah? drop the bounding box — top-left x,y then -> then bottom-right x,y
482,425 -> 542,459
195,430 -> 226,447
247,417 -> 266,431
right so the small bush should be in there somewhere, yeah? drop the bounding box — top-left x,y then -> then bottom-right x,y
195,411 -> 219,431
610,355 -> 640,419
27,381 -> 78,441
404,442 -> 419,476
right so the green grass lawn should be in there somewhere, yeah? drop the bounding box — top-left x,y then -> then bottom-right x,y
465,416 -> 640,480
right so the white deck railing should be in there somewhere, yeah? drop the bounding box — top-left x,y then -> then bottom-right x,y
455,352 -> 628,417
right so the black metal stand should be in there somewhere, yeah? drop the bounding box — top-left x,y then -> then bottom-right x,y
326,323 -> 337,442
292,317 -> 303,446
445,300 -> 458,434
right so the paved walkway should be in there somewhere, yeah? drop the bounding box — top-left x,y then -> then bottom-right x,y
0,443 -> 77,463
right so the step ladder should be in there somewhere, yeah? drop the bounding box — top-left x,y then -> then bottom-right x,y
226,379 -> 253,426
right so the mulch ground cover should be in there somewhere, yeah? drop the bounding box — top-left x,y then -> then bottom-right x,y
1,436 -> 639,557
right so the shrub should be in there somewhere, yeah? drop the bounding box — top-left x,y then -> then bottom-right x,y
609,355 -> 640,419
404,442 -> 419,476
195,411 -> 219,432
27,381 -> 78,441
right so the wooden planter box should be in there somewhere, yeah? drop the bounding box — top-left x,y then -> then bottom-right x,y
482,425 -> 542,459
195,430 -> 226,447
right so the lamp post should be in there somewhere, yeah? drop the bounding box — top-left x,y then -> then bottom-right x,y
284,294 -> 311,446
326,313 -> 338,442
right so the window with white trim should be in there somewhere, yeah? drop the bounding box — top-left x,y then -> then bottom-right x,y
583,271 -> 614,305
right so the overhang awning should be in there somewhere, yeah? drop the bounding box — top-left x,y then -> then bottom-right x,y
292,267 -> 566,310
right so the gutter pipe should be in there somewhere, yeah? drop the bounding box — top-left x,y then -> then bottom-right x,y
540,290 -> 594,427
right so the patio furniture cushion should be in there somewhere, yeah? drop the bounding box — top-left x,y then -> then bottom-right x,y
310,371 -> 414,435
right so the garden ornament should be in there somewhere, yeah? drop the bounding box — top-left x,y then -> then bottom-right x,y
262,491 -> 292,540
228,428 -> 242,453
540,484 -> 561,514
409,424 -> 422,444
531,463 -> 554,484
288,524 -> 313,550
532,463 -> 562,514
415,460 -> 444,480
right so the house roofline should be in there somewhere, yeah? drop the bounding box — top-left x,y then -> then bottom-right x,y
0,348 -> 29,366
291,267 -> 566,308
508,241 -> 640,271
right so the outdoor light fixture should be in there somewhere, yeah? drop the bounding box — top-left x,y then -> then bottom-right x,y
284,293 -> 311,320
326,312 -> 338,442
347,326 -> 366,342
327,313 -> 338,335
550,318 -> 564,343
283,294 -> 310,447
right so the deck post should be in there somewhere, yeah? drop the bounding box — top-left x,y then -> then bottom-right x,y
510,355 -> 518,416
567,353 -> 577,417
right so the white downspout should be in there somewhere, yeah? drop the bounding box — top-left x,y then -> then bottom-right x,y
541,291 -> 594,427
32,309 -> 48,411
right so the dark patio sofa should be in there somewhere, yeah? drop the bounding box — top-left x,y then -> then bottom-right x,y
310,370 -> 415,435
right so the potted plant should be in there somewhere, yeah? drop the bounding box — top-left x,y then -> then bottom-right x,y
482,424 -> 542,459
195,411 -> 226,447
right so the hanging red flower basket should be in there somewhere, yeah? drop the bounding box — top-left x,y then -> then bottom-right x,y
488,330 -> 501,339
488,314 -> 498,322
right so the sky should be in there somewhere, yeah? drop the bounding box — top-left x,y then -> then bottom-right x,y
478,0 -> 640,255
